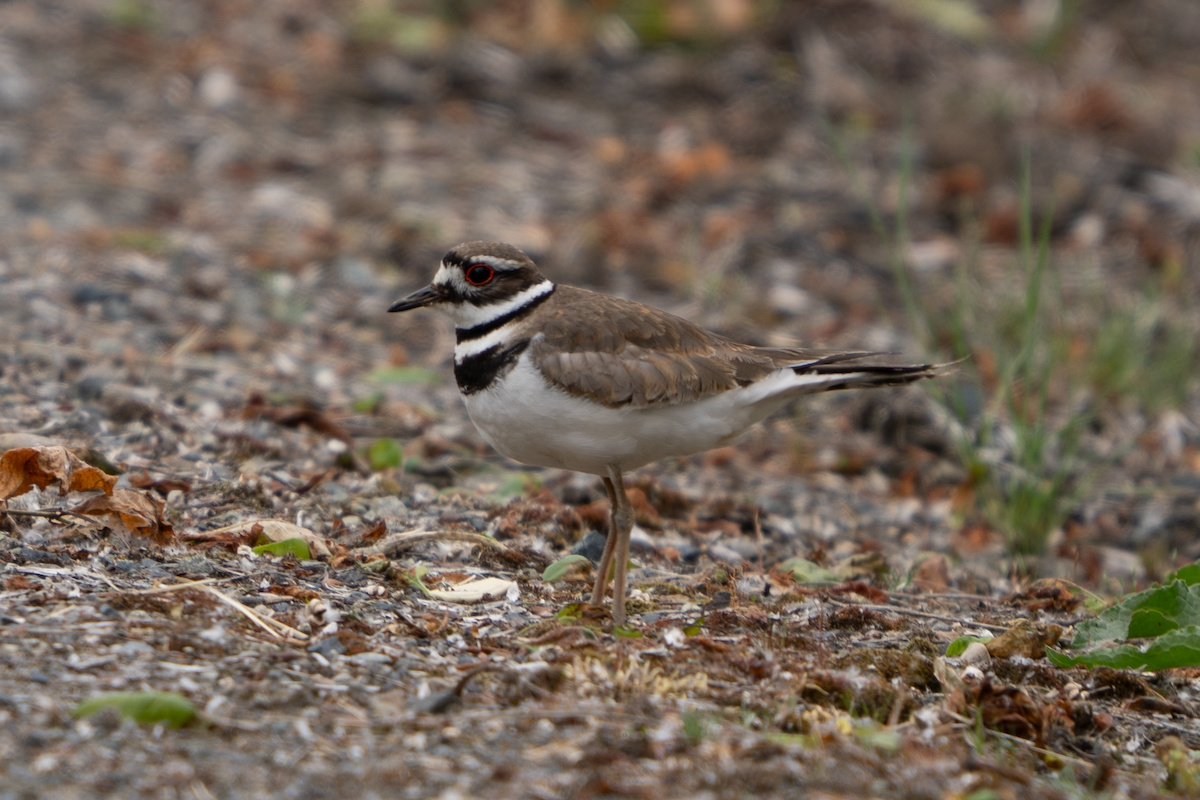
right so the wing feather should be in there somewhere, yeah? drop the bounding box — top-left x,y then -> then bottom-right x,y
528,285 -> 941,408
530,287 -> 783,408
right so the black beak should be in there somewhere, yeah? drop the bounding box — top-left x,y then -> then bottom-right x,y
388,285 -> 441,313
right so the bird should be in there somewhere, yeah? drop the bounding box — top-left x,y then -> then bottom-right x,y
389,241 -> 948,626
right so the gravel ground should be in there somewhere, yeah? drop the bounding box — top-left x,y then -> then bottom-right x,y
4,1 -> 1200,797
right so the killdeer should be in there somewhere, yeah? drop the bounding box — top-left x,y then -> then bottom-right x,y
389,241 -> 947,625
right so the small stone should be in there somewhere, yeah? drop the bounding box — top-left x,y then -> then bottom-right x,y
366,496 -> 408,519
347,652 -> 392,667
571,530 -> 607,563
709,544 -> 744,565
307,636 -> 346,658
175,555 -> 214,575
531,718 -> 555,743
198,68 -> 238,108
961,642 -> 991,667
117,640 -> 156,658
960,665 -> 985,682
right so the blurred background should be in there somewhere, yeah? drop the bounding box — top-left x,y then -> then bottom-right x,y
1,0 -> 1199,574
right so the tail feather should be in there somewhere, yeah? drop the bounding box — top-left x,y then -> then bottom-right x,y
787,358 -> 958,392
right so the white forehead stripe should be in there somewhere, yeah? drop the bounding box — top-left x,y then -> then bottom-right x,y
431,262 -> 459,291
445,279 -> 553,329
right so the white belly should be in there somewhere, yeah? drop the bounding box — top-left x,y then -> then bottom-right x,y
461,354 -> 809,475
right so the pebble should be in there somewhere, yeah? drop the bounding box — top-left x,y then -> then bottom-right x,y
117,641 -> 156,658
347,652 -> 392,667
307,637 -> 346,658
570,530 -> 607,562
708,544 -> 744,565
960,642 -> 991,667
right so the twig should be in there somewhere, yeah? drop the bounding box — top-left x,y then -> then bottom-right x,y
9,564 -> 122,592
108,578 -> 232,595
921,591 -> 1002,602
1,507 -> 94,523
452,706 -> 672,725
946,712 -> 1119,773
112,579 -> 308,641
453,662 -> 510,697
198,584 -> 308,641
822,598 -> 1010,633
753,508 -> 764,571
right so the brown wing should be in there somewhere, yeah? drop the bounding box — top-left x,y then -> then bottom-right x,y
528,286 -> 861,408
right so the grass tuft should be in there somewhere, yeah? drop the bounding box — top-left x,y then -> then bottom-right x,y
827,114 -> 1197,558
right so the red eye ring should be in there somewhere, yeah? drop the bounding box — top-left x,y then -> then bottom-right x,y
465,264 -> 494,286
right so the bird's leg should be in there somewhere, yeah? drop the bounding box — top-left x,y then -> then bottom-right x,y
589,476 -> 620,608
606,468 -> 634,627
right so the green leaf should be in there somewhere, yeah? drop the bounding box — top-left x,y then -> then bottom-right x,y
492,471 -> 542,499
352,392 -> 384,413
855,727 -> 901,752
404,565 -> 432,598
251,538 -> 311,559
367,438 -> 403,471
73,691 -> 196,727
542,554 -> 591,583
946,635 -> 991,657
1048,625 -> 1200,670
367,366 -> 442,386
1169,564 -> 1200,586
890,0 -> 990,43
779,558 -> 839,584
555,602 -> 586,622
1070,580 -> 1200,648
613,626 -> 642,638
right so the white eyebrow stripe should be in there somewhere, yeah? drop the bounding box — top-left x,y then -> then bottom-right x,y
446,279 -> 554,329
467,255 -> 523,272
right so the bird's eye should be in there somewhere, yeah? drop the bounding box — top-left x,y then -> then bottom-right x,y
465,264 -> 494,286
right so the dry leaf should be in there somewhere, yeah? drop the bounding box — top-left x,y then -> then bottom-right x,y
985,619 -> 1063,659
1005,579 -> 1085,613
428,577 -> 516,603
177,527 -> 261,551
0,446 -> 117,500
242,395 -> 352,443
75,488 -> 173,544
910,553 -> 950,593
129,472 -> 192,497
202,518 -> 331,557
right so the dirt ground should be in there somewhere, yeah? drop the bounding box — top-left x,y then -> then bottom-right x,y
3,1 -> 1200,798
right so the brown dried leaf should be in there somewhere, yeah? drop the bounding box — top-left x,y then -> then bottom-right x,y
242,394 -> 351,443
272,585 -> 321,602
909,553 -> 950,593
978,682 -> 1035,738
985,619 -> 1063,660
827,581 -> 890,604
0,446 -> 118,500
1129,696 -> 1194,717
177,526 -> 261,551
74,488 -> 173,544
129,472 -> 192,497
202,518 -> 331,557
1005,578 -> 1085,613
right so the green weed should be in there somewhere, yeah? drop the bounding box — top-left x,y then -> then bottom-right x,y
826,114 -> 1195,557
